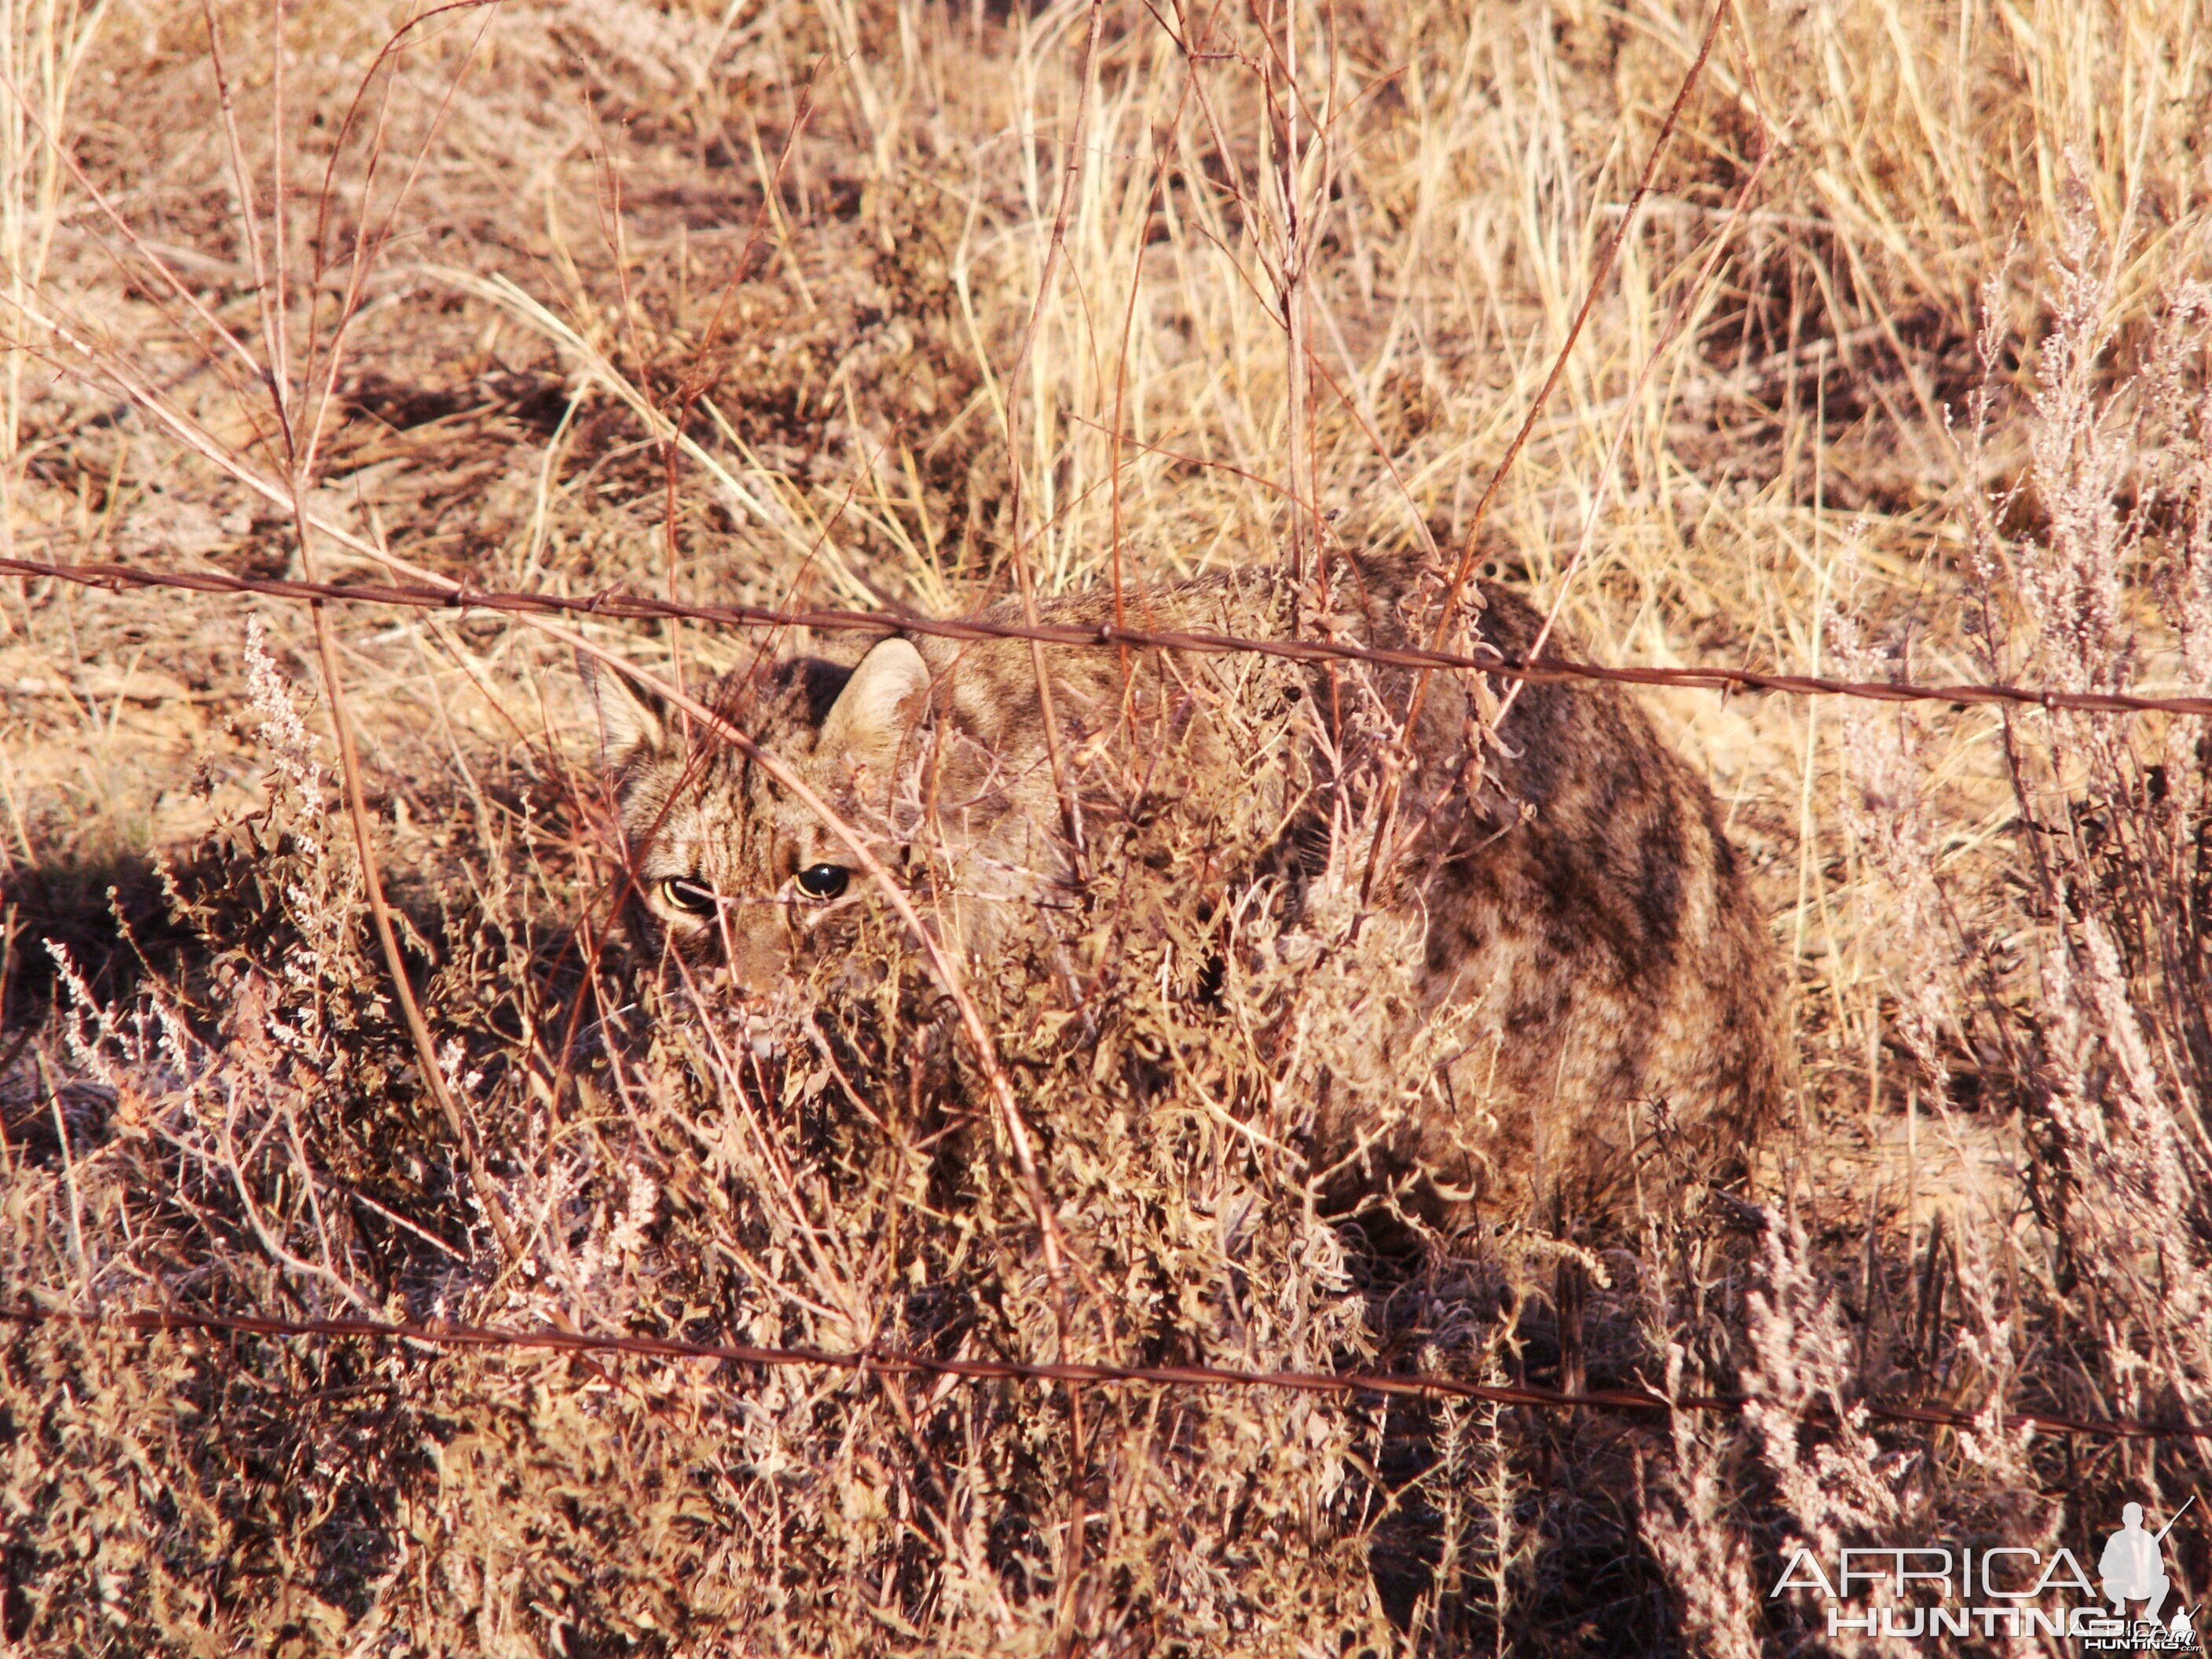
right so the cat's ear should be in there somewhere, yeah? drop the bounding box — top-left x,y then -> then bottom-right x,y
578,651 -> 668,773
819,637 -> 929,778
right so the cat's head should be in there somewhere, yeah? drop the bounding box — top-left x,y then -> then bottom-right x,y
581,638 -> 932,994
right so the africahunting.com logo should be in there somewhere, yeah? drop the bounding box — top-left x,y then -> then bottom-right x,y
1771,1498 -> 2199,1648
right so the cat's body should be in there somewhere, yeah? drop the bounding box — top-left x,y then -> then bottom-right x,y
587,558 -> 1788,1221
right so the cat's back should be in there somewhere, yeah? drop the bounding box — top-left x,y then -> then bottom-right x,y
1401,580 -> 1789,1214
896,561 -> 1787,1216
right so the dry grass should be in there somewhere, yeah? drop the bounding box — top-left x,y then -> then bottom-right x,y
2,0 -> 2210,1651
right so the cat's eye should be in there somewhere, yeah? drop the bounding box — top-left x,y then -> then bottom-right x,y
795,863 -> 851,900
660,876 -> 719,917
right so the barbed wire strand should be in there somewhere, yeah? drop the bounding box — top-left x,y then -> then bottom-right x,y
11,558 -> 2212,1445
3,1302 -> 2207,1441
7,554 -> 2210,719
11,553 -> 2209,1437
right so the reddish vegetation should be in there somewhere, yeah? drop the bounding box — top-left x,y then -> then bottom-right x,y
2,1 -> 2208,1652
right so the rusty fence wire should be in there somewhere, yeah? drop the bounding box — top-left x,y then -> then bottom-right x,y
9,548 -> 2212,1446
4,1302 -> 2210,1441
8,554 -> 2212,720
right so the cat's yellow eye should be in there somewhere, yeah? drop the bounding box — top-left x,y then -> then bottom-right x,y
795,864 -> 851,900
661,876 -> 718,917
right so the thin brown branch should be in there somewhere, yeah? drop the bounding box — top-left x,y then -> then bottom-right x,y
1398,0 -> 1730,734
1000,0 -> 1110,877
1357,0 -> 1730,903
1492,140 -> 1774,733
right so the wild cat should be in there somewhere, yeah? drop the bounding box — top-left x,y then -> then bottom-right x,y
584,557 -> 1789,1221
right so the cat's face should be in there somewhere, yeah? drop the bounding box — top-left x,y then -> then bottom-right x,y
582,639 -> 932,997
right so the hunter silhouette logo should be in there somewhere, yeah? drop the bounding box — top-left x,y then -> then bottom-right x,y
2102,1503 -> 2176,1624
1771,1496 -> 2199,1647
2087,1500 -> 2199,1653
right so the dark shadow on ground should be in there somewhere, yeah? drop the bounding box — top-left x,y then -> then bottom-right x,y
3,850 -> 196,1035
